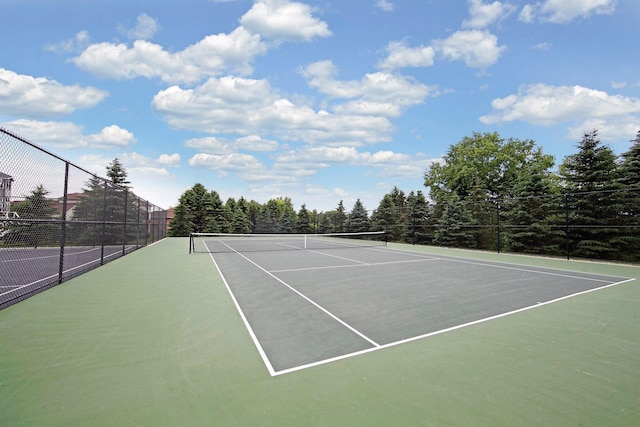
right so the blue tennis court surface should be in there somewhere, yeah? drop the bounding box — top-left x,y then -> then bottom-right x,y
201,241 -> 633,376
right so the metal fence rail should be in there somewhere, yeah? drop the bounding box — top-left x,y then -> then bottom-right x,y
0,127 -> 167,310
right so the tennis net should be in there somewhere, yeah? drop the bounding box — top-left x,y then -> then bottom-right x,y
189,231 -> 387,253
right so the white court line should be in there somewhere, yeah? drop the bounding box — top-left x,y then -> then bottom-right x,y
271,277 -> 636,376
0,250 -> 123,297
211,240 -> 381,373
220,240 -> 380,349
204,240 -> 278,377
270,257 -> 439,274
369,246 -> 628,283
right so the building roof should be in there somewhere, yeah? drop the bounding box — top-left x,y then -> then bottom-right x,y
0,172 -> 13,180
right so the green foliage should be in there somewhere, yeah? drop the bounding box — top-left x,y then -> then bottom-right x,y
10,184 -> 57,247
403,191 -> 430,244
348,199 -> 369,232
297,204 -> 312,233
106,158 -> 130,189
560,130 -> 624,259
433,193 -> 477,248
424,132 -> 553,203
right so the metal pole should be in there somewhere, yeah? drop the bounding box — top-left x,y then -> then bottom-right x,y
564,193 -> 570,260
58,162 -> 69,284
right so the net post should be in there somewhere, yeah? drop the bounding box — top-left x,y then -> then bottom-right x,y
189,233 -> 193,254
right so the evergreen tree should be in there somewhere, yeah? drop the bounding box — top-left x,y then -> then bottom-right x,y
371,194 -> 398,238
205,191 -> 228,232
433,193 -> 477,248
297,204 -> 312,233
69,175 -> 106,245
404,191 -> 429,244
348,199 -> 369,232
230,206 -> 252,234
616,130 -> 640,260
334,200 -> 347,232
559,130 -> 623,259
501,164 -> 563,255
10,184 -> 57,247
318,211 -> 334,233
106,158 -> 131,188
167,183 -> 216,236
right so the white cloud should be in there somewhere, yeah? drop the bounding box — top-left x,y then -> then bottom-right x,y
532,42 -> 552,50
481,84 -> 640,125
45,31 -> 91,53
86,125 -> 137,149
481,83 -> 640,141
2,120 -> 136,150
152,75 -> 394,145
121,13 -> 161,40
157,153 -> 181,166
375,0 -> 394,12
434,30 -> 506,69
188,152 -> 265,173
567,117 -> 640,142
239,0 -> 331,42
0,68 -> 108,118
378,41 -> 436,70
302,60 -> 436,117
235,135 -> 280,151
462,0 -> 516,29
73,27 -> 267,84
518,4 -> 536,23
273,146 -> 433,179
519,0 -> 616,24
184,135 -> 279,153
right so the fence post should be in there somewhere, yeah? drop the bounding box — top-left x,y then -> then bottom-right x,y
122,189 -> 128,255
564,193 -> 570,260
145,200 -> 149,246
101,180 -> 107,265
58,162 -> 70,284
136,196 -> 141,248
496,201 -> 501,254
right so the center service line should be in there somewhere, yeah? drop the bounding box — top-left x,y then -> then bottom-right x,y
224,242 -> 381,348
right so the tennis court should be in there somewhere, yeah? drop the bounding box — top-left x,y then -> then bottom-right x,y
0,245 -> 134,307
193,233 -> 632,375
1,237 -> 639,426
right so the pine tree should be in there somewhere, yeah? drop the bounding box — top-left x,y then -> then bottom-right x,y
559,130 -> 623,259
433,193 -> 477,248
297,204 -> 312,233
335,200 -> 347,232
106,158 -> 130,188
167,183 -> 216,236
371,194 -> 397,238
348,199 -> 369,232
11,184 -> 57,247
502,165 -> 563,255
616,130 -> 640,260
404,191 -> 429,244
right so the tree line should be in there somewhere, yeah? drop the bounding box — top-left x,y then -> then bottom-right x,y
3,158 -> 146,248
169,129 -> 640,262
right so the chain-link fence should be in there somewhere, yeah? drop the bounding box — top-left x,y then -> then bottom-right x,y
1,128 -> 167,310
386,190 -> 640,263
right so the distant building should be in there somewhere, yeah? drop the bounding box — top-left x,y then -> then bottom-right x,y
0,172 -> 14,218
53,192 -> 84,219
165,207 -> 174,232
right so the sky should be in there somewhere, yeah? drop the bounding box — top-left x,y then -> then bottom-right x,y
1,0 -> 639,212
